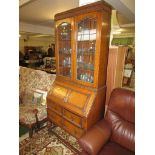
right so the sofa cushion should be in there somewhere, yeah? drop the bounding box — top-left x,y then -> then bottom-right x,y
21,88 -> 48,105
19,104 -> 47,125
32,90 -> 43,105
33,89 -> 48,106
106,110 -> 135,152
21,89 -> 34,104
106,88 -> 135,152
19,67 -> 56,97
19,104 -> 38,125
98,142 -> 134,155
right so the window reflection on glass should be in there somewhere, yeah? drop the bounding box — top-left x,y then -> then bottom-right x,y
76,18 -> 96,83
57,22 -> 72,77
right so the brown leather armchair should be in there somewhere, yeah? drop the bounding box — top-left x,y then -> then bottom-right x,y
79,88 -> 135,155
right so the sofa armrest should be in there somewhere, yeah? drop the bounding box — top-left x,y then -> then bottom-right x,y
79,119 -> 111,155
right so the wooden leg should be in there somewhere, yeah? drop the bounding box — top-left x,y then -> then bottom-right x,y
36,121 -> 40,131
47,121 -> 52,132
47,121 -> 52,128
34,112 -> 40,132
30,123 -> 39,137
48,121 -> 56,133
29,128 -> 33,138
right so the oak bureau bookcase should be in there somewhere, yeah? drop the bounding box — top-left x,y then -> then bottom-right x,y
47,1 -> 112,138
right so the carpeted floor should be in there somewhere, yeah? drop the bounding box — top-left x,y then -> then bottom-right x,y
19,124 -> 82,155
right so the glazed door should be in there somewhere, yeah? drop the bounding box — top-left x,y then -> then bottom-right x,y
56,18 -> 74,79
74,12 -> 100,87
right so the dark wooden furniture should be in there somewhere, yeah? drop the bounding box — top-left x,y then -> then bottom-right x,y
47,1 -> 112,138
22,46 -> 43,68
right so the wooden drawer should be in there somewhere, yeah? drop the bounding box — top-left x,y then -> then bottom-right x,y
63,120 -> 84,138
48,102 -> 62,115
48,110 -> 62,127
63,109 -> 82,128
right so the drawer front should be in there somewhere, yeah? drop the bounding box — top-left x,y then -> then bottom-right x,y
48,102 -> 62,115
48,109 -> 62,127
63,120 -> 84,138
67,90 -> 89,110
63,109 -> 82,128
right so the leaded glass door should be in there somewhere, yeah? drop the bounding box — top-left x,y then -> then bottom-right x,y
57,21 -> 72,78
76,17 -> 97,83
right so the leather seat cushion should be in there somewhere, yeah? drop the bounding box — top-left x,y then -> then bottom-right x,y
98,142 -> 134,155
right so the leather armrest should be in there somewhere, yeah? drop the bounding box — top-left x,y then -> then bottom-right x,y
79,119 -> 111,155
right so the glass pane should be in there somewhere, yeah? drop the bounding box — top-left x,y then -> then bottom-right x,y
76,17 -> 96,83
57,22 -> 72,77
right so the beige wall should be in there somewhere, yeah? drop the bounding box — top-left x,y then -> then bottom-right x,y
19,36 -> 54,54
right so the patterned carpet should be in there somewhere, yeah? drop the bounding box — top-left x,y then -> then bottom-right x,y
19,125 -> 82,155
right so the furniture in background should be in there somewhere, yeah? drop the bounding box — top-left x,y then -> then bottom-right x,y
19,66 -> 56,137
79,88 -> 135,155
105,46 -> 135,109
21,46 -> 56,74
23,46 -> 44,68
122,47 -> 135,88
37,57 -> 56,74
47,1 -> 112,138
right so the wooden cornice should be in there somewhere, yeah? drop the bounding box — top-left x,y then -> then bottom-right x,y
55,1 -> 112,21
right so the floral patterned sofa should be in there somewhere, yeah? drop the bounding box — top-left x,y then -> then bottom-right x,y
19,66 -> 56,137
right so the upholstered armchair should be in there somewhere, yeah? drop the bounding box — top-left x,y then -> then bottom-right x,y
19,67 -> 56,137
79,88 -> 135,155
